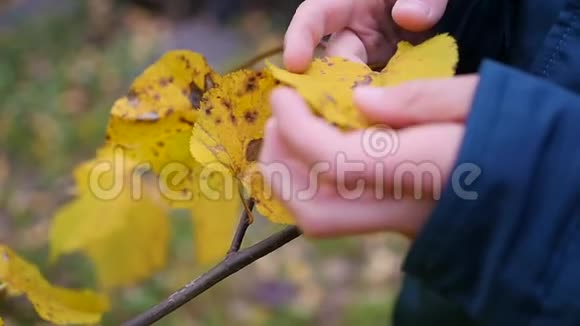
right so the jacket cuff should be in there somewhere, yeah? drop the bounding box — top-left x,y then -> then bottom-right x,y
403,59 -> 580,324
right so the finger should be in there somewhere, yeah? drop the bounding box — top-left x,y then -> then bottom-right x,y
392,0 -> 449,32
269,87 -> 348,172
284,0 -> 354,72
259,117 -> 312,198
325,29 -> 367,64
270,87 -> 464,189
354,76 -> 479,128
289,190 -> 435,238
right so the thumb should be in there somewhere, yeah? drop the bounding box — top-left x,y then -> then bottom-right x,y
392,0 -> 449,32
354,76 -> 479,128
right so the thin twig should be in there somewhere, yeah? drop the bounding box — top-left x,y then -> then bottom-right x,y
227,198 -> 255,254
123,226 -> 301,326
229,45 -> 284,72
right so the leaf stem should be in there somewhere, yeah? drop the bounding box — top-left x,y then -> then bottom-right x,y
122,226 -> 301,326
227,198 -> 255,254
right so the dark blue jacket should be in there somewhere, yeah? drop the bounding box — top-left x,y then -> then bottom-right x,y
395,0 -> 580,325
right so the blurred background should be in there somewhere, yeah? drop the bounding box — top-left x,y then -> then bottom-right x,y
0,0 -> 409,324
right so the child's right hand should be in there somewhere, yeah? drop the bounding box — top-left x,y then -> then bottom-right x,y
284,0 -> 450,72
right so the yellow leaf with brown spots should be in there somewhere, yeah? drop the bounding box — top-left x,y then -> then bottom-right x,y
0,245 -> 110,325
267,34 -> 458,129
190,69 -> 294,224
104,50 -> 220,205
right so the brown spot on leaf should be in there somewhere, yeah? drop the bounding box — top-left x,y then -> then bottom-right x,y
222,98 -> 232,110
189,81 -> 203,109
245,138 -> 263,162
324,94 -> 337,104
353,75 -> 372,88
157,141 -> 165,147
127,89 -> 139,107
105,133 -> 111,141
178,54 -> 191,69
153,93 -> 161,101
166,107 -> 174,116
159,77 -> 172,87
229,114 -> 237,124
244,110 -> 259,123
179,116 -> 194,127
245,80 -> 257,93
215,118 -> 222,124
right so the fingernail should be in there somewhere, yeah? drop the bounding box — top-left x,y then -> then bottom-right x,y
397,0 -> 431,17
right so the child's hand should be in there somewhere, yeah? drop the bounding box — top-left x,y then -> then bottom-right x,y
284,0 -> 450,72
259,76 -> 478,237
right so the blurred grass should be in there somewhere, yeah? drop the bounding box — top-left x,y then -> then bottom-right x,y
0,3 -> 151,181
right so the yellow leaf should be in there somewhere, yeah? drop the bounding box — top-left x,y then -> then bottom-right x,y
104,50 -> 220,204
190,170 -> 241,264
0,316 -> 3,326
49,189 -> 131,260
190,69 -> 294,224
0,245 -> 110,325
105,50 -> 219,170
84,196 -> 170,289
50,155 -> 171,289
374,33 -> 459,86
267,34 -> 458,129
267,56 -> 373,128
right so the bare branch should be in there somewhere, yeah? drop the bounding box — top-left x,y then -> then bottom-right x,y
122,226 -> 302,326
228,45 -> 283,71
227,198 -> 255,255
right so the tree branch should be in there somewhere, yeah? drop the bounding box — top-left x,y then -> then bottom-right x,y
122,226 -> 302,326
227,198 -> 255,254
229,45 -> 283,71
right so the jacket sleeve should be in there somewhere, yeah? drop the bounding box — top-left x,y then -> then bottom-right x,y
403,60 -> 580,325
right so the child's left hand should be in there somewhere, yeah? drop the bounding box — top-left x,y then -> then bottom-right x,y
259,75 -> 479,238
